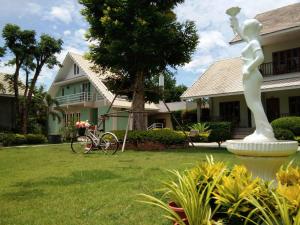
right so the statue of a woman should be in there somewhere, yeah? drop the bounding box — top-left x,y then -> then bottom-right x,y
227,8 -> 276,142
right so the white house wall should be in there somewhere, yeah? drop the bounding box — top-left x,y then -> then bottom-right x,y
263,39 -> 300,63
65,61 -> 86,80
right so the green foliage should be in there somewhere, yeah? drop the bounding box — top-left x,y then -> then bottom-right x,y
190,122 -> 211,133
113,129 -> 186,145
295,136 -> 300,144
1,133 -> 16,146
140,156 -> 300,225
80,0 -> 198,129
1,23 -> 63,133
140,169 -> 224,225
0,133 -> 46,146
207,122 -> 232,147
60,123 -> 77,142
25,134 -> 46,144
273,128 -> 295,141
271,117 -> 300,136
14,134 -> 27,145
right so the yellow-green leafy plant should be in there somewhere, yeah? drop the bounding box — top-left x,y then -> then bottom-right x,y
245,191 -> 300,225
139,168 -> 225,225
277,162 -> 300,186
190,155 -> 227,186
276,163 -> 300,216
213,165 -> 263,224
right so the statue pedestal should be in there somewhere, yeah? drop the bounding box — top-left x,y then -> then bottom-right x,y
235,155 -> 289,181
226,140 -> 298,157
227,140 -> 298,181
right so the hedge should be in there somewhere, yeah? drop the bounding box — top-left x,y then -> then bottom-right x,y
113,129 -> 186,145
273,128 -> 295,141
0,133 -> 47,146
271,116 -> 300,136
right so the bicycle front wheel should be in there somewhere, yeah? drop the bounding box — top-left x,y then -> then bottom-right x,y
100,132 -> 119,154
71,136 -> 93,153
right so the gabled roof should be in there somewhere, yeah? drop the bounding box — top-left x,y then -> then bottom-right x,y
230,3 -> 300,44
49,52 -> 158,110
181,57 -> 300,99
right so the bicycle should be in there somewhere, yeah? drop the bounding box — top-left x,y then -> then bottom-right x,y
71,121 -> 119,154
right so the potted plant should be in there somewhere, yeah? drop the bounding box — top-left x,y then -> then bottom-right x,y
75,121 -> 90,136
140,168 -> 225,225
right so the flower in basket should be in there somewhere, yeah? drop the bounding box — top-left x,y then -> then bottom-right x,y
75,120 -> 91,128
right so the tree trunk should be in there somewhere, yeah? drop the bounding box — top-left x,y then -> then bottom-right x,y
13,63 -> 21,132
132,71 -> 146,130
21,65 -> 42,134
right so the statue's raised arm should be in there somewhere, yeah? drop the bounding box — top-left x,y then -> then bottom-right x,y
226,7 -> 247,41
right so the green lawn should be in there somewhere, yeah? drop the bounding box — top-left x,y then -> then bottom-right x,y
0,145 -> 299,225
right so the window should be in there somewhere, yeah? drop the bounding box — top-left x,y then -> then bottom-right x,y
272,47 -> 300,75
64,112 -> 81,126
219,101 -> 240,123
61,87 -> 65,96
289,96 -> 300,116
74,64 -> 80,75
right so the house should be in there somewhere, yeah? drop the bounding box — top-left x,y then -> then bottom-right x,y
0,73 -> 16,131
48,52 -> 159,135
149,101 -> 197,129
181,3 -> 300,129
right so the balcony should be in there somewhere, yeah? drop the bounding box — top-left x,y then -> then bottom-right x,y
56,92 -> 92,105
260,60 -> 300,76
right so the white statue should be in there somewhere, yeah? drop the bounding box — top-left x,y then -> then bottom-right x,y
226,7 -> 276,142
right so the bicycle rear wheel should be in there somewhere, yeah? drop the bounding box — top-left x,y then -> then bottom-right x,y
71,136 -> 93,153
99,132 -> 119,154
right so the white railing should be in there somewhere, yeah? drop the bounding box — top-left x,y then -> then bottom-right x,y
147,123 -> 164,130
56,92 -> 92,105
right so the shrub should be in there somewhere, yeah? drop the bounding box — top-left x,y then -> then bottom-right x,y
0,133 -> 4,143
2,133 -> 16,146
113,129 -> 186,145
273,128 -> 295,140
295,136 -> 300,144
271,116 -> 300,136
25,134 -> 47,144
14,134 -> 27,145
207,122 -> 232,147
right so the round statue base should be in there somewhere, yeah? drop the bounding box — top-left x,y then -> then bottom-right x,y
226,140 -> 298,157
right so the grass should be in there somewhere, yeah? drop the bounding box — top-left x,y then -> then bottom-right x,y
0,145 -> 299,225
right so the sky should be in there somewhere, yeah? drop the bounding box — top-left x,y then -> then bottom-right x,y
0,0 -> 299,90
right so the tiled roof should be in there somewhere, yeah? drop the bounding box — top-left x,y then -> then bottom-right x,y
0,73 -> 12,95
231,3 -> 300,43
181,57 -> 300,99
181,57 -> 243,98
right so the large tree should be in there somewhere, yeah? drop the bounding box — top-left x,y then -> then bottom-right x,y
2,24 -> 36,124
80,0 -> 198,130
1,24 -> 63,133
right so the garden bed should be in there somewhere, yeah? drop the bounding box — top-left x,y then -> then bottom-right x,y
124,141 -> 188,151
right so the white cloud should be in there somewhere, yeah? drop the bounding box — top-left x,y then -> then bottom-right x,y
64,30 -> 71,36
26,2 -> 42,15
197,30 -> 227,51
48,6 -> 72,24
183,55 -> 214,72
74,29 -> 86,41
